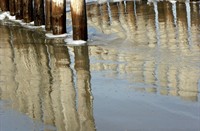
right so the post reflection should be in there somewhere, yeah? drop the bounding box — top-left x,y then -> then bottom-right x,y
185,1 -> 192,46
74,46 -> 95,131
87,0 -> 200,102
153,1 -> 160,46
0,25 -> 95,130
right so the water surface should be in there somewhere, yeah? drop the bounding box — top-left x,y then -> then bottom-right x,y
0,0 -> 200,131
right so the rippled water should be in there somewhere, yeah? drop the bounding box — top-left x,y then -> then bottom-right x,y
0,0 -> 200,131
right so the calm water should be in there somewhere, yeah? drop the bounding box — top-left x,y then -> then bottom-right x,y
0,0 -> 200,131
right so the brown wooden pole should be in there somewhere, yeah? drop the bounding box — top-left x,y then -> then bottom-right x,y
14,0 -> 18,16
0,0 -> 9,11
34,0 -> 45,26
51,0 -> 66,35
23,0 -> 33,23
45,0 -> 52,31
15,0 -> 23,19
71,0 -> 88,40
9,0 -> 16,16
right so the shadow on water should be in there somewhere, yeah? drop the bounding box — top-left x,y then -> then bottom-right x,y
0,0 -> 200,131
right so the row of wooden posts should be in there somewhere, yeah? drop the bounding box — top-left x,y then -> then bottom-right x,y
0,0 -> 88,40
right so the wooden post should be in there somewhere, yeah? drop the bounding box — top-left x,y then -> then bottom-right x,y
23,0 -> 33,23
9,0 -> 16,16
71,0 -> 88,40
0,0 -> 9,11
15,0 -> 23,19
45,0 -> 52,31
34,0 -> 45,26
51,0 -> 66,35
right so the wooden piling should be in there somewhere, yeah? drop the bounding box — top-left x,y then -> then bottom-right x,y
51,0 -> 66,35
45,0 -> 52,31
9,0 -> 16,16
15,0 -> 23,19
0,0 -> 9,11
71,0 -> 88,40
34,0 -> 45,26
23,0 -> 33,23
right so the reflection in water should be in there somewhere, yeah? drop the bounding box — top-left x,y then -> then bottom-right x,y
0,0 -> 200,130
153,1 -> 160,45
74,46 -> 95,131
0,25 -> 95,130
185,1 -> 192,46
87,0 -> 200,101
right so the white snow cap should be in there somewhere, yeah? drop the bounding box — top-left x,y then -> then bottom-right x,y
65,38 -> 87,46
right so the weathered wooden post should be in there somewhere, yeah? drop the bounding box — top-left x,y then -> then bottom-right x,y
51,0 -> 66,35
15,0 -> 23,19
0,0 -> 9,11
9,0 -> 16,16
23,0 -> 33,23
34,0 -> 45,26
71,0 -> 88,40
45,0 -> 52,31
